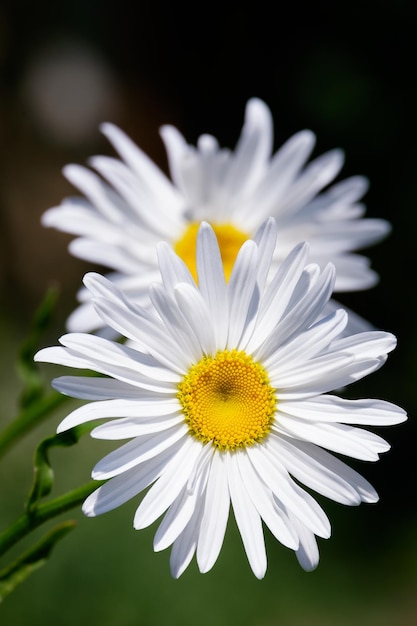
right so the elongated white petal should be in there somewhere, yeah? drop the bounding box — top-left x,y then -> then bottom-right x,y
287,512 -> 321,572
247,444 -> 330,538
156,241 -> 196,292
100,122 -> 182,209
196,222 -> 229,347
256,263 -> 336,362
196,452 -> 230,573
170,501 -> 204,579
133,438 -> 201,529
227,241 -> 259,348
275,435 -> 379,504
236,451 -> 299,549
174,283 -> 217,355
92,425 -> 188,479
278,395 -> 407,426
91,414 -> 183,440
154,447 -> 210,552
149,283 -> 202,363
57,398 -> 180,433
275,415 -> 389,461
82,443 -> 182,516
265,309 -> 347,368
226,452 -> 267,579
52,376 -> 157,400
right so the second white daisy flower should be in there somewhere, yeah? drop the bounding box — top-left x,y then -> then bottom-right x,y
42,98 -> 390,333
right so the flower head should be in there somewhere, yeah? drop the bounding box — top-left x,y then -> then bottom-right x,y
42,98 -> 390,333
35,220 -> 406,578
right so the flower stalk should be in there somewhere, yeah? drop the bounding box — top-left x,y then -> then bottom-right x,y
0,481 -> 100,558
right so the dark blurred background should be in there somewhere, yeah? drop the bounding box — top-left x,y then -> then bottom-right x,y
0,1 -> 416,625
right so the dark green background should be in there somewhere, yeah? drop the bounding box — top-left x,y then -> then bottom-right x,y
0,1 -> 416,624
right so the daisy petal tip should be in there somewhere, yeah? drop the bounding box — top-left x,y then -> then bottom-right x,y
300,558 -> 319,573
159,124 -> 176,139
246,96 -> 271,119
55,421 -> 68,435
99,120 -> 114,133
362,492 -> 379,505
252,564 -> 267,580
199,220 -> 213,233
62,162 -> 82,182
99,121 -> 120,140
40,208 -> 56,227
33,349 -> 44,363
82,271 -> 105,290
82,494 -> 99,518
170,560 -> 186,580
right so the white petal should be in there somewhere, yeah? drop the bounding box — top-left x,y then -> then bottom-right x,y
64,163 -> 124,222
275,416 -> 389,461
160,124 -> 188,184
149,283 -> 203,363
170,501 -> 204,578
82,444 -> 180,516
227,240 -> 259,348
265,308 -> 347,370
52,375 -> 164,401
59,333 -> 179,387
92,425 -> 188,479
251,242 -> 311,344
276,434 -> 379,503
278,395 -> 407,426
57,398 -> 180,433
270,356 -> 383,399
196,222 -> 228,347
287,512 -> 320,571
156,241 -> 196,292
270,435 -> 366,504
91,413 -> 184,440
277,149 -> 344,215
251,216 -> 278,293
174,283 -> 217,355
154,446 -> 210,552
100,122 -> 182,209
247,444 -> 330,538
240,130 -> 316,228
133,438 -> 201,529
329,331 -> 397,359
222,97 -> 272,198
90,155 -> 183,236
196,452 -> 230,573
226,451 -> 267,579
255,263 -> 336,362
236,451 -> 299,549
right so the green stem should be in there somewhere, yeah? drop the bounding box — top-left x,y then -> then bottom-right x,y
0,393 -> 69,460
0,481 -> 101,558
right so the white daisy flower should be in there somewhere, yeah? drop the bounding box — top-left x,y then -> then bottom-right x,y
42,98 -> 390,333
35,220 -> 406,579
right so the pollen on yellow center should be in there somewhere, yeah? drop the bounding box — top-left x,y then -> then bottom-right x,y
174,222 -> 250,282
177,350 -> 277,450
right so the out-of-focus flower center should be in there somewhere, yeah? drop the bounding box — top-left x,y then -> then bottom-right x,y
174,221 -> 249,281
177,350 -> 276,450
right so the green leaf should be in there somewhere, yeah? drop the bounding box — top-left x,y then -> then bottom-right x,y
17,287 -> 60,409
0,521 -> 76,603
26,425 -> 92,513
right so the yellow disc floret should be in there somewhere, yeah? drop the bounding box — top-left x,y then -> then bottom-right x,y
177,350 -> 277,450
174,222 -> 250,282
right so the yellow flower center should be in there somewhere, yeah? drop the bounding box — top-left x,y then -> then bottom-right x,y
177,350 -> 277,450
174,222 -> 250,282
